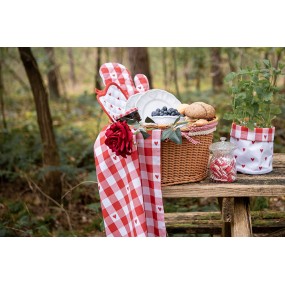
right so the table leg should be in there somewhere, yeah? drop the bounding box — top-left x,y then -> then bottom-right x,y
218,197 -> 233,237
231,197 -> 252,237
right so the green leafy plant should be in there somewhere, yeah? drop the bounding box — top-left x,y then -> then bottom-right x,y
224,59 -> 285,129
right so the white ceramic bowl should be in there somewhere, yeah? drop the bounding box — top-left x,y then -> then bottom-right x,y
151,116 -> 180,125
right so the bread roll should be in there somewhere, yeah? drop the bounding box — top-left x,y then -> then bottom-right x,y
184,102 -> 215,119
177,104 -> 189,115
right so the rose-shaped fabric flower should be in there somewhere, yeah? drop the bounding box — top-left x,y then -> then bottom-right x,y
105,120 -> 134,158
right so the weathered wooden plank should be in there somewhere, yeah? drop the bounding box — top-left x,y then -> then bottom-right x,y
162,184 -> 285,198
165,211 -> 285,235
272,153 -> 285,168
165,210 -> 285,222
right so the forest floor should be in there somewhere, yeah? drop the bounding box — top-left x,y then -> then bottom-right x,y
1,175 -> 285,237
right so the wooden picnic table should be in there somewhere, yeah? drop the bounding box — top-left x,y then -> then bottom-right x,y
162,153 -> 285,237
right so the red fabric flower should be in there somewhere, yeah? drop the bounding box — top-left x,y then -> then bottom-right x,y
105,120 -> 134,158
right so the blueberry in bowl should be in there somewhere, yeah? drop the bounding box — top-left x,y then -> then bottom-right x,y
151,106 -> 183,125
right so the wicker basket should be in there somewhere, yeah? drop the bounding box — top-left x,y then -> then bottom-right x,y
161,133 -> 213,186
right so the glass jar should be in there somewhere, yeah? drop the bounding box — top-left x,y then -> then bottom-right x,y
209,137 -> 237,182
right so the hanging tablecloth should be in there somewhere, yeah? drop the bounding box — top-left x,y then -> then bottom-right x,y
94,128 -> 166,237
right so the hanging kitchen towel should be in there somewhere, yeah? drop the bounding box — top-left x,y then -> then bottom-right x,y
136,130 -> 166,237
94,128 -> 166,237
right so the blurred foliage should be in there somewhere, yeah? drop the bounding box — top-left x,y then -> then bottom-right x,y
0,47 -> 284,236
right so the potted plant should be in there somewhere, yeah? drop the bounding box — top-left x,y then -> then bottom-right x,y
224,59 -> 284,174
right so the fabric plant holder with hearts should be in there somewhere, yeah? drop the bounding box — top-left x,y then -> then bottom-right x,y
230,123 -> 275,174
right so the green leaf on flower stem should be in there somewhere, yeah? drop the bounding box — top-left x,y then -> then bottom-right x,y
173,116 -> 181,125
238,69 -> 249,75
175,121 -> 189,127
247,121 -> 255,130
224,72 -> 237,82
161,128 -> 173,141
263,59 -> 271,68
166,128 -> 182,144
278,63 -> 285,70
163,128 -> 182,144
140,129 -> 150,139
145,116 -> 155,123
174,128 -> 182,144
127,119 -> 138,125
263,92 -> 273,102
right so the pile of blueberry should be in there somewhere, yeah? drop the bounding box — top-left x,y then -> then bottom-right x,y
151,106 -> 180,117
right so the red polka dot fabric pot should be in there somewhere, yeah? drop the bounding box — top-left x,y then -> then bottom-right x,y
230,123 -> 275,174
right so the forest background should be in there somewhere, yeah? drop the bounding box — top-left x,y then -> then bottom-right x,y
0,47 -> 284,237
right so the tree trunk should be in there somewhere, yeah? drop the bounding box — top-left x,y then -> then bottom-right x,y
44,47 -> 61,99
67,47 -> 77,87
171,48 -> 181,100
183,58 -> 190,91
225,48 -> 237,72
127,47 -> 152,88
196,75 -> 201,92
162,47 -> 168,90
210,47 -> 224,91
104,47 -> 110,62
0,48 -> 7,129
110,47 -> 124,63
95,47 -> 102,90
18,47 -> 62,203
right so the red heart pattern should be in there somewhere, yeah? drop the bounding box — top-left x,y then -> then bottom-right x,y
260,149 -> 263,153
265,157 -> 267,160
158,207 -> 162,211
234,155 -> 237,159
251,158 -> 255,161
252,141 -> 255,144
259,166 -> 262,170
154,141 -> 158,146
155,174 -> 159,179
264,135 -> 267,139
243,148 -> 246,152
242,164 -> 245,168
113,156 -> 117,160
112,214 -> 116,219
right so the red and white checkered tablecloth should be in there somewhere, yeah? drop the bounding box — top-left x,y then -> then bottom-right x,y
94,128 -> 166,237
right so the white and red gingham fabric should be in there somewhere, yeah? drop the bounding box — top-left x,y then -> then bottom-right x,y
96,82 -> 129,122
230,123 -> 275,142
99,63 -> 138,97
99,63 -> 150,97
134,74 -> 150,93
136,130 -> 166,236
94,128 -> 166,237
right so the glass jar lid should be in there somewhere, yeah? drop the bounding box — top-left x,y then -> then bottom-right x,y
209,137 -> 236,152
